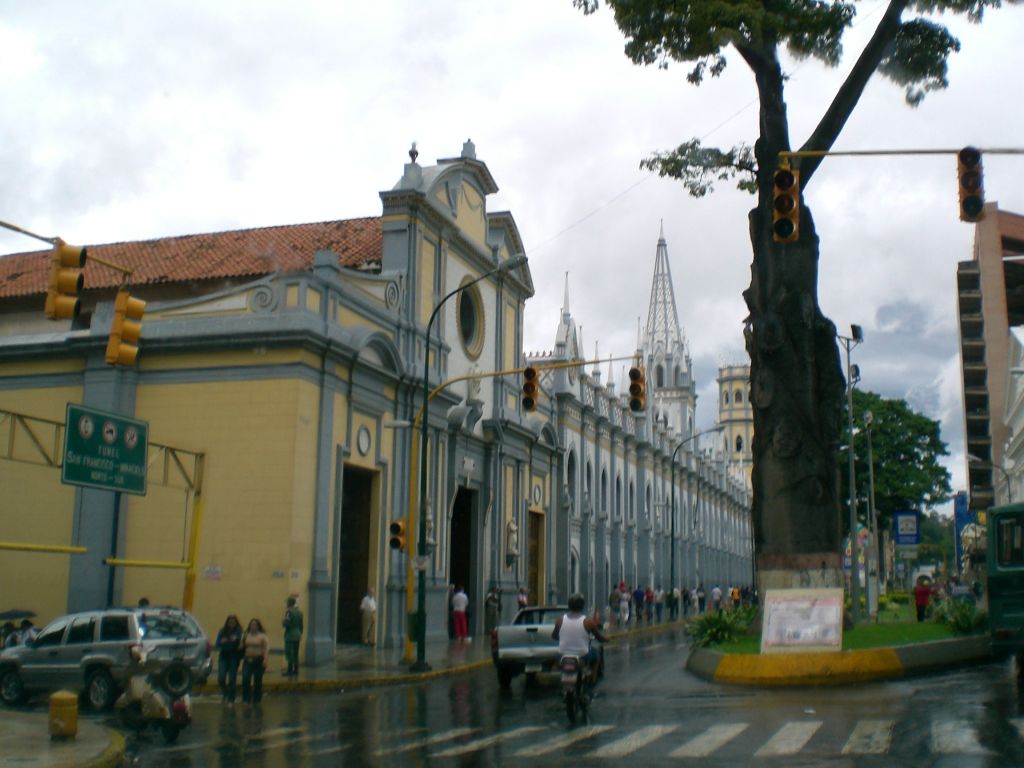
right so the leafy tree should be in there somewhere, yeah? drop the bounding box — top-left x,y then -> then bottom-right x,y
917,510 -> 955,571
838,389 -> 952,536
576,0 -> 1016,566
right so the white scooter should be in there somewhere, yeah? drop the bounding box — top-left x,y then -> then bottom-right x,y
115,646 -> 192,744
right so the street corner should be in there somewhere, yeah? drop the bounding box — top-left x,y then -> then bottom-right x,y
0,711 -> 126,768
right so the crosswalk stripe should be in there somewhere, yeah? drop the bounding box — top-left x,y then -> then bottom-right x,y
754,721 -> 822,756
514,725 -> 613,756
931,721 -> 992,755
669,723 -> 748,758
374,727 -> 478,756
841,720 -> 894,755
587,724 -> 678,758
432,726 -> 546,757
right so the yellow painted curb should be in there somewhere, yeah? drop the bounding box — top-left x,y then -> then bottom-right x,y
714,648 -> 903,686
83,729 -> 126,768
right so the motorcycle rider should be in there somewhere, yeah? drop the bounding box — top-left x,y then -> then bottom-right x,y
552,593 -> 608,678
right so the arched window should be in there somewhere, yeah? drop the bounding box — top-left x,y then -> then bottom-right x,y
723,390 -> 730,405
734,388 -> 743,404
656,365 -> 665,388
615,475 -> 622,519
735,435 -> 744,453
567,451 -> 577,515
628,481 -> 636,523
601,468 -> 608,515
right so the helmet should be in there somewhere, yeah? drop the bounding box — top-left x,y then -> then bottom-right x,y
568,593 -> 585,612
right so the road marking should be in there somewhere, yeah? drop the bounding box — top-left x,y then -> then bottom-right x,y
931,721 -> 992,754
308,744 -> 350,757
842,720 -> 894,754
375,727 -> 478,755
587,724 -> 678,758
432,726 -> 545,757
514,725 -> 613,756
754,721 -> 822,756
669,723 -> 748,757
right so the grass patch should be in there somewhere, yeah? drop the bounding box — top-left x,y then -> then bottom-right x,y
713,618 -> 956,654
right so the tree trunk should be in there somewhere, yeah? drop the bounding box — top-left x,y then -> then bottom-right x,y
744,175 -> 846,588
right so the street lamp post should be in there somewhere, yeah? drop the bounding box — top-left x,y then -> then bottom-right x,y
671,426 -> 723,595
864,410 -> 879,618
411,255 -> 527,672
838,324 -> 863,623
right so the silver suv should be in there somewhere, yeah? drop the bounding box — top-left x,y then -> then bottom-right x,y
0,607 -> 211,709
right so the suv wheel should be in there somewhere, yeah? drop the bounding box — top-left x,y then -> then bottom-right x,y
159,663 -> 192,698
86,668 -> 116,711
0,668 -> 26,705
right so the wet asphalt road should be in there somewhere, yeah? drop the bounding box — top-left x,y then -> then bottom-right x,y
99,629 -> 1024,767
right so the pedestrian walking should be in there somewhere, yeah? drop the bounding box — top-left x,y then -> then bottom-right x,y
619,582 -> 631,625
645,585 -> 655,623
914,579 -> 934,622
517,587 -> 529,610
711,585 -> 723,612
360,589 -> 377,645
696,584 -> 706,613
282,596 -> 303,675
633,585 -> 645,625
485,585 -> 501,633
451,585 -> 469,641
240,618 -> 270,705
608,587 -> 621,627
654,586 -> 665,623
215,614 -> 243,704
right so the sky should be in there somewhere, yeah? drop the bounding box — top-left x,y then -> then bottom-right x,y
2,1 -> 1023,510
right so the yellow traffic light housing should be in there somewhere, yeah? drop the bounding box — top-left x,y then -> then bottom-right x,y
522,366 -> 539,412
389,518 -> 407,551
45,239 -> 87,320
105,288 -> 146,366
771,167 -> 800,243
628,365 -> 646,413
957,146 -> 985,222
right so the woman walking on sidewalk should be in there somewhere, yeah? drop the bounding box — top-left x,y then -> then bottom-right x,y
215,614 -> 243,704
240,618 -> 270,705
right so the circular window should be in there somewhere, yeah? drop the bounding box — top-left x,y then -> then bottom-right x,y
457,281 -> 484,360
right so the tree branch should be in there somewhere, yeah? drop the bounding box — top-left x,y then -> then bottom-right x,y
798,0 -> 909,185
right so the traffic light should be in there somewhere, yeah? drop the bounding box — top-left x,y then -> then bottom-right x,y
389,518 -> 407,551
771,166 -> 800,243
957,146 -> 985,222
628,365 -> 646,412
105,288 -> 146,366
522,366 -> 538,412
45,239 -> 87,320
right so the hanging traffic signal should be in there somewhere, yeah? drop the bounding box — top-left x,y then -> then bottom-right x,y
957,146 -> 985,222
628,365 -> 646,412
45,239 -> 87,320
771,167 -> 800,243
105,288 -> 146,366
389,518 -> 407,551
522,366 -> 538,412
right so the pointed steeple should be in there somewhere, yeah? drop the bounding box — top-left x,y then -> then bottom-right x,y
562,272 -> 571,319
645,226 -> 687,359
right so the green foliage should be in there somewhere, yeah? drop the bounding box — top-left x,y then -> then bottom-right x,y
639,139 -> 757,197
917,512 -> 955,568
886,591 -> 912,605
839,389 -> 952,538
685,606 -> 758,648
933,598 -> 988,635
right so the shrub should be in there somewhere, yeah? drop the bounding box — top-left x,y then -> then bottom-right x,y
888,592 -> 911,605
933,598 -> 988,635
685,607 -> 757,648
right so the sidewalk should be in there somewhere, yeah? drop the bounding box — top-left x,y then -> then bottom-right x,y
0,710 -> 124,768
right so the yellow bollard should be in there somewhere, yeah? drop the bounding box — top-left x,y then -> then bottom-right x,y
48,690 -> 78,740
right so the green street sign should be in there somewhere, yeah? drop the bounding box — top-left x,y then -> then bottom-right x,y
62,403 -> 148,495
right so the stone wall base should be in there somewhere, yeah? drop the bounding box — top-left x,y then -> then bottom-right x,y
757,552 -> 844,594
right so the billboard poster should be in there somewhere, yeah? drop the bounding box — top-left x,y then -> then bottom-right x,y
953,491 -> 970,574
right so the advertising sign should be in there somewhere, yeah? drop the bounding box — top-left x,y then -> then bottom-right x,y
893,510 -> 921,546
760,588 -> 844,654
953,491 -> 970,573
62,403 -> 148,495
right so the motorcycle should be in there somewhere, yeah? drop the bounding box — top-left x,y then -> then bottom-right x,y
560,654 -> 593,724
115,647 -> 192,744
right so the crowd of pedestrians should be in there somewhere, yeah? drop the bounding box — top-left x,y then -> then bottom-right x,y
213,595 -> 302,707
606,581 -> 757,628
1,619 -> 37,648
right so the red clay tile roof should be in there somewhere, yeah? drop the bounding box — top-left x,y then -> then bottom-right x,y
0,217 -> 382,299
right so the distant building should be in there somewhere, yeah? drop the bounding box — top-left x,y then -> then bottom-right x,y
956,203 -> 1024,509
718,363 -> 753,480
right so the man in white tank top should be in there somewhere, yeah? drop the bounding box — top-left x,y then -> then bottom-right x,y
552,593 -> 608,667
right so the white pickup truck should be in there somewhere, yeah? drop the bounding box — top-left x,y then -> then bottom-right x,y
490,605 -> 566,688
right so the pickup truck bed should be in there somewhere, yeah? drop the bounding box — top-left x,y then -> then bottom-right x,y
490,605 -> 604,688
